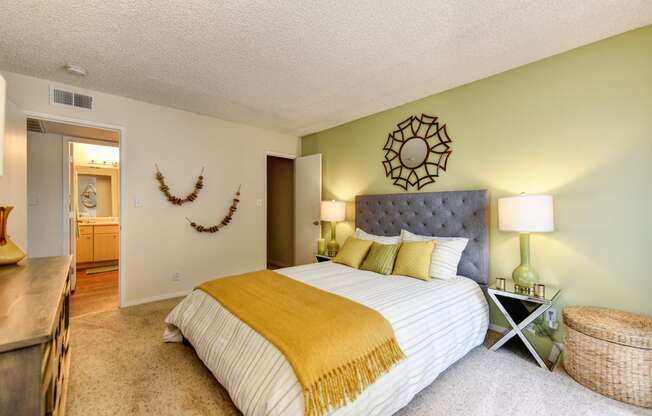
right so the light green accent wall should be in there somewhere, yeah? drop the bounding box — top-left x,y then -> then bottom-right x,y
302,26 -> 652,345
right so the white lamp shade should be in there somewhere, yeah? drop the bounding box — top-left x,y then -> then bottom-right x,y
321,200 -> 345,222
498,194 -> 554,233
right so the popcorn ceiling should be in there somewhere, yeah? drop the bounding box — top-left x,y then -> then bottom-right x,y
0,0 -> 650,135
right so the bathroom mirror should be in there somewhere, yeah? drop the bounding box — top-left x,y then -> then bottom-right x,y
79,179 -> 97,209
76,166 -> 119,218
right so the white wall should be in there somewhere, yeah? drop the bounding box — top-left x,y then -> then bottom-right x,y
3,71 -> 300,305
27,132 -> 64,257
0,75 -> 6,176
0,100 -> 27,251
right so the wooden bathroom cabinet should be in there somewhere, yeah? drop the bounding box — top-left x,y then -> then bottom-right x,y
76,224 -> 119,265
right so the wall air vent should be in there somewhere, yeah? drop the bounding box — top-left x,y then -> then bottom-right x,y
49,85 -> 95,111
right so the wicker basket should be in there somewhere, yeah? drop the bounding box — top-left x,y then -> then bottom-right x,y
563,306 -> 652,408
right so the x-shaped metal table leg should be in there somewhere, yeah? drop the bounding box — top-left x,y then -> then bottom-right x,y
488,290 -> 556,370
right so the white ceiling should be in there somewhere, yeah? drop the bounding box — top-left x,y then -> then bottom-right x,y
1,1 -> 651,136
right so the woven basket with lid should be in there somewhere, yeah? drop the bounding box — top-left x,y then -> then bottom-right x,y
563,306 -> 652,408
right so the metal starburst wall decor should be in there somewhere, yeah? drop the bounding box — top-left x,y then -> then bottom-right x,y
382,114 -> 453,190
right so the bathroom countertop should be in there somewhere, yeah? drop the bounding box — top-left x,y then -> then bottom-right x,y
78,220 -> 120,226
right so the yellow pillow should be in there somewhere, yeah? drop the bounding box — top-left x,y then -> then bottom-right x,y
333,237 -> 374,269
393,240 -> 436,281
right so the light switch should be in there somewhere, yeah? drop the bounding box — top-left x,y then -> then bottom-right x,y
256,198 -> 263,207
134,198 -> 144,208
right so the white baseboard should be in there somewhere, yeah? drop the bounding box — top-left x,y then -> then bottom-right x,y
489,323 -> 509,334
122,289 -> 191,308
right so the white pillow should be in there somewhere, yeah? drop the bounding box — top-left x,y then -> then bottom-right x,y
400,230 -> 468,280
355,228 -> 401,245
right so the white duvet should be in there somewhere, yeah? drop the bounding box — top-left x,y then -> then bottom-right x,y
164,261 -> 489,416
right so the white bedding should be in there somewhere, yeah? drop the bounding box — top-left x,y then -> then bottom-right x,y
164,261 -> 489,416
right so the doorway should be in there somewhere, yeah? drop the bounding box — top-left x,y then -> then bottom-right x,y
266,155 -> 295,269
265,152 -> 322,268
26,117 -> 121,318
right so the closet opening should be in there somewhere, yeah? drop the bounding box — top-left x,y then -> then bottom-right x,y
266,155 -> 295,269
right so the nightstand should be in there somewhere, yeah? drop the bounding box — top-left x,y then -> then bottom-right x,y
315,254 -> 333,263
487,279 -> 560,370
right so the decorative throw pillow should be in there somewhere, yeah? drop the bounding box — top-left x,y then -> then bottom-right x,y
360,242 -> 401,275
400,230 -> 469,281
355,228 -> 401,245
392,240 -> 436,281
332,237 -> 374,269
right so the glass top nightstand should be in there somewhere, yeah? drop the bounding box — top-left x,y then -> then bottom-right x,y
489,279 -> 560,304
487,279 -> 561,370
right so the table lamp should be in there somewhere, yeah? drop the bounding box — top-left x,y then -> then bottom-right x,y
321,200 -> 345,256
498,194 -> 554,288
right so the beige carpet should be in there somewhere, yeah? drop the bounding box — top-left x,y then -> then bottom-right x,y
67,298 -> 651,416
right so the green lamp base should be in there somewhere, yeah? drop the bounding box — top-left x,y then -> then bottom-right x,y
512,264 -> 539,288
512,233 -> 539,288
327,240 -> 339,257
327,221 -> 339,257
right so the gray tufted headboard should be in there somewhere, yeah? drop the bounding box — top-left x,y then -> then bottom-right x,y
355,190 -> 489,286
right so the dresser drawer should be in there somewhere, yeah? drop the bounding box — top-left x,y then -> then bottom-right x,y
42,272 -> 71,416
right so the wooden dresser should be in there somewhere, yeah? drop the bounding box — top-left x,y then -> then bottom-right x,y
0,256 -> 72,416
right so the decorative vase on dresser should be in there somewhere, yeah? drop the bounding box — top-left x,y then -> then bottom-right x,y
0,206 -> 25,265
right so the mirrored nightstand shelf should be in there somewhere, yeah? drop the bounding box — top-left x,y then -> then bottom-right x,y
488,278 -> 561,371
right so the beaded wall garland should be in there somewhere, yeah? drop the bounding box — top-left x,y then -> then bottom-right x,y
155,163 -> 204,205
186,186 -> 241,233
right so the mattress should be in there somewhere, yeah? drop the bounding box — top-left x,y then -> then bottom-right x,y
164,261 -> 489,415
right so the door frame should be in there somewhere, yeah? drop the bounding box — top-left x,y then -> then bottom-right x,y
264,151 -> 296,267
23,111 -> 126,308
63,136 -> 119,257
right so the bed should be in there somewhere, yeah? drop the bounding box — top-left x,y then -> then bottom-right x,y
165,190 -> 490,415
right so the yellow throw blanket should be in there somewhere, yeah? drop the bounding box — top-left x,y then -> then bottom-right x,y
198,269 -> 405,416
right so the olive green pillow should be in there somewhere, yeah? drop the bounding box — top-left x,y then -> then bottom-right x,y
393,240 -> 436,281
332,237 -> 374,269
360,242 -> 401,275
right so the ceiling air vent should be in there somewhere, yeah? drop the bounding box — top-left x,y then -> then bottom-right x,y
26,118 -> 45,133
49,85 -> 95,111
